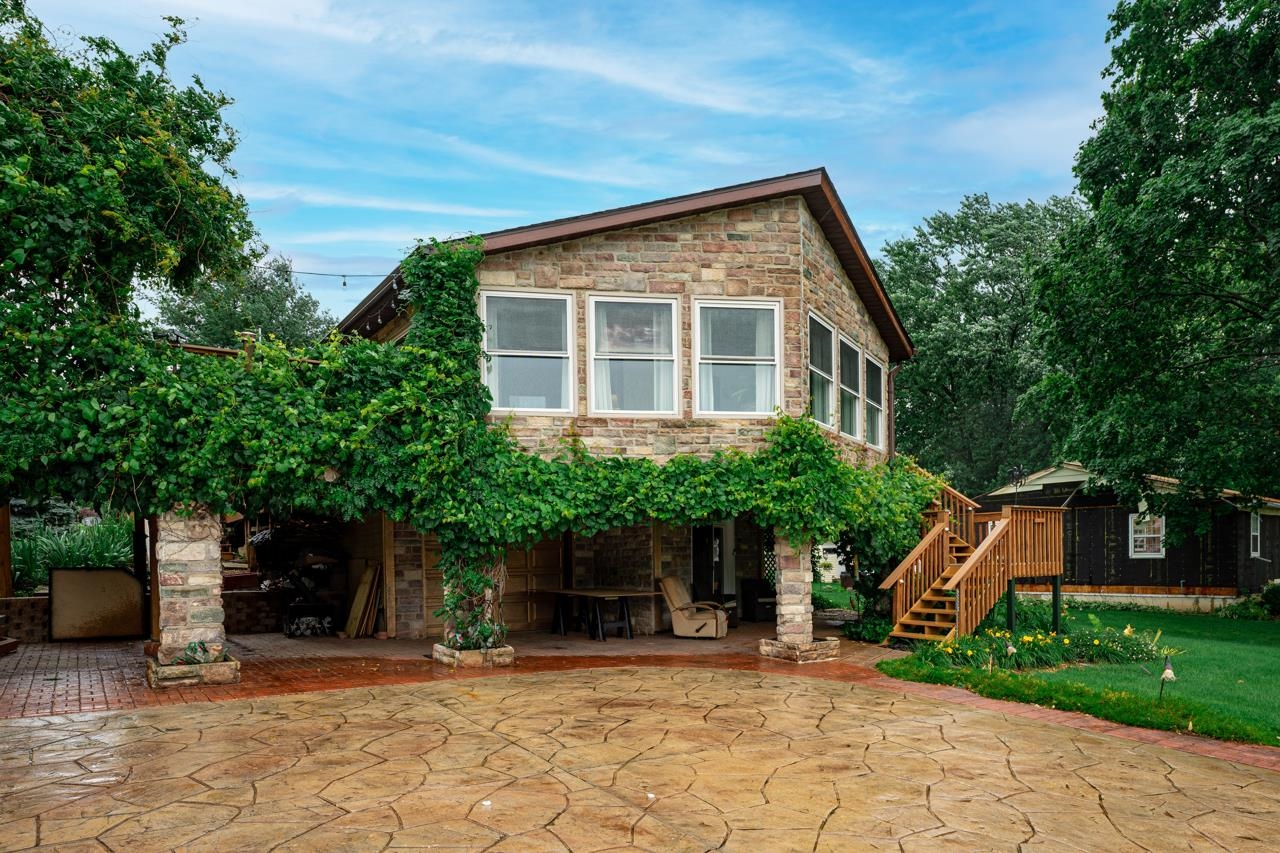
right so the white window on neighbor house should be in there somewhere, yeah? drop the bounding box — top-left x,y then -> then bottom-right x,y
1251,512 -> 1262,558
694,300 -> 780,415
589,296 -> 677,415
865,355 -> 885,448
1128,514 -> 1165,559
482,292 -> 572,412
839,337 -> 861,440
808,313 -> 835,427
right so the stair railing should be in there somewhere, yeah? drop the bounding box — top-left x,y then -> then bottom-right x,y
879,521 -> 949,625
943,505 -> 1067,636
935,484 -> 980,548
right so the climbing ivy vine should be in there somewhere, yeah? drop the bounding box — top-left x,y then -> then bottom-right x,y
1,238 -> 941,649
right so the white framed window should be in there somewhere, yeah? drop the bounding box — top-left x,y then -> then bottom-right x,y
865,354 -> 885,448
1251,512 -> 1262,558
1128,514 -> 1165,559
694,300 -> 780,416
481,292 -> 572,412
808,313 -> 835,427
838,337 -> 861,439
588,296 -> 677,415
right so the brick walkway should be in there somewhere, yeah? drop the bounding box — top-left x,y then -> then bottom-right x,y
1,634 -> 1278,773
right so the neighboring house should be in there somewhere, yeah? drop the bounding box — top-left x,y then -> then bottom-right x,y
978,462 -> 1280,598
336,169 -> 914,644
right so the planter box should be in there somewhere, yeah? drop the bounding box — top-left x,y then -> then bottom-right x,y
432,643 -> 515,668
146,655 -> 241,688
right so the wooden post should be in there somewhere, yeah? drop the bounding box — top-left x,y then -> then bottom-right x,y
0,501 -> 11,599
380,512 -> 397,639
1006,578 -> 1017,633
1051,574 -> 1062,634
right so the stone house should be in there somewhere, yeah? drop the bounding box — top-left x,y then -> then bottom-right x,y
337,168 -> 914,661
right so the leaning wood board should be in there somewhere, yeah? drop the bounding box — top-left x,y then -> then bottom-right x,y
346,565 -> 376,636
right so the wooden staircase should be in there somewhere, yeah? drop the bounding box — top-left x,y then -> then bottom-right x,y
879,486 -> 1065,643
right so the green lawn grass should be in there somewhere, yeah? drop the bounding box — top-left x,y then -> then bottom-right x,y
811,581 -> 852,609
1037,609 -> 1280,738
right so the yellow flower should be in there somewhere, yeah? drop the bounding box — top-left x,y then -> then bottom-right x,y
1093,639 -> 1100,645
1022,635 -> 1033,643
1062,638 -> 1070,645
1123,624 -> 1134,637
966,649 -> 973,656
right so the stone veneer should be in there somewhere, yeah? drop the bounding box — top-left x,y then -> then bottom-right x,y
0,596 -> 49,643
570,523 -> 693,634
759,534 -> 839,662
150,509 -> 239,685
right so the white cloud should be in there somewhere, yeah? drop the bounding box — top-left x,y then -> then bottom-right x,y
240,182 -> 523,217
936,94 -> 1102,175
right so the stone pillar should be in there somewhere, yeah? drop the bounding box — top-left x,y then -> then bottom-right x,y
146,508 -> 240,687
758,532 -> 840,663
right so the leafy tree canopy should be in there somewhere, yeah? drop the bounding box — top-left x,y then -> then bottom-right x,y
880,194 -> 1087,495
0,0 -> 255,318
148,257 -> 336,348
1032,0 -> 1280,528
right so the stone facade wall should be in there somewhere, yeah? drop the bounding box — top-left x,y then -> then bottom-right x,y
572,523 -> 661,633
154,510 -> 225,665
799,203 -> 892,465
223,590 -> 284,634
478,198 -> 807,460
392,521 -> 428,639
0,596 -> 49,642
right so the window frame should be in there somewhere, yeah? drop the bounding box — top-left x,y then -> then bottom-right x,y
1128,513 -> 1166,559
838,335 -> 861,440
480,290 -> 575,415
807,312 -> 836,429
586,294 -> 680,417
864,353 -> 886,449
1250,511 -> 1262,558
692,298 -> 783,418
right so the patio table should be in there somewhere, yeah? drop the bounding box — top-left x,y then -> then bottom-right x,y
546,588 -> 661,641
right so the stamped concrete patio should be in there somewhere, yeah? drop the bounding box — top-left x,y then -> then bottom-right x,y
2,660 -> 1279,851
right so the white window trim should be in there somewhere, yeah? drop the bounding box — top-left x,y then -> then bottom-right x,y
1250,511 -> 1262,558
807,312 -> 836,430
480,290 -> 575,415
1128,513 -> 1165,559
692,298 -> 782,418
586,294 -> 680,417
864,353 -> 886,450
838,335 -> 862,441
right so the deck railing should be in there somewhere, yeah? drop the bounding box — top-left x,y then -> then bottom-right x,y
943,506 -> 1065,637
879,521 -> 950,624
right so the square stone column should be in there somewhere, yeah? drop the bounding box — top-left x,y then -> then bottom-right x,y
758,533 -> 840,663
147,509 -> 240,687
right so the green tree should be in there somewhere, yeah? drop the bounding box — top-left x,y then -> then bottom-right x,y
1032,0 -> 1280,527
0,1 -> 255,318
880,194 -> 1087,495
149,257 -> 336,348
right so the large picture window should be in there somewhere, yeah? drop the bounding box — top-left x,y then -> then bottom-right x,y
590,297 -> 676,414
808,314 -> 835,427
865,355 -> 885,448
1128,514 -> 1165,559
839,338 -> 860,439
695,301 -> 778,415
482,293 -> 571,411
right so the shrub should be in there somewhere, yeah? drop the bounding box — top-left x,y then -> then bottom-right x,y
10,515 -> 133,595
911,618 -> 1165,672
1261,582 -> 1280,618
843,616 -> 893,643
1216,596 -> 1272,620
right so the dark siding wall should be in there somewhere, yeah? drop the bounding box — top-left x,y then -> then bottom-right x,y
1239,513 -> 1280,593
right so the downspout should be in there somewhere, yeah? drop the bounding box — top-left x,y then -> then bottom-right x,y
887,364 -> 901,458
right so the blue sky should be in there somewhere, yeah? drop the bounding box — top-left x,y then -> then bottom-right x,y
32,0 -> 1116,320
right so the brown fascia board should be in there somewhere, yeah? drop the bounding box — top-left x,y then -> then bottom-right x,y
338,168 -> 914,361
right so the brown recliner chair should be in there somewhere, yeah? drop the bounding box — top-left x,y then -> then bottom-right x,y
659,575 -> 728,639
